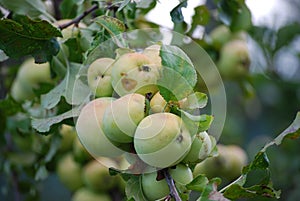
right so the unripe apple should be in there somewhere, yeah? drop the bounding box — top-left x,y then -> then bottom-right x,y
17,58 -> 52,86
209,25 -> 232,49
134,113 -> 192,168
82,159 -> 117,192
218,40 -> 250,79
103,93 -> 145,143
73,137 -> 93,163
56,153 -> 83,191
193,144 -> 248,181
149,91 -> 170,113
87,58 -> 115,97
72,188 -> 112,201
10,79 -> 35,102
169,164 -> 193,185
111,52 -> 160,96
142,44 -> 162,67
76,97 -> 124,158
141,172 -> 169,201
58,124 -> 76,152
54,19 -> 87,40
182,131 -> 216,164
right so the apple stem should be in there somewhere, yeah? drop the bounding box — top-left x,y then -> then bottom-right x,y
58,4 -> 99,30
163,169 -> 182,201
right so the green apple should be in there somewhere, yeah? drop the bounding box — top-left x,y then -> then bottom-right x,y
169,164 -> 193,185
17,58 -> 52,86
54,19 -> 87,40
76,97 -> 124,158
141,172 -> 169,201
142,44 -> 162,67
134,113 -> 192,168
209,25 -> 232,49
58,124 -> 76,152
87,58 -> 115,97
111,52 -> 160,96
82,159 -> 117,192
56,153 -> 83,191
73,137 -> 93,163
10,79 -> 34,102
193,144 -> 248,181
218,39 -> 250,79
72,188 -> 112,201
149,91 -> 170,113
182,131 -> 216,164
102,93 -> 145,143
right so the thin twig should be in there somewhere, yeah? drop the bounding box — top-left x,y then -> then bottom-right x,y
163,169 -> 182,201
58,4 -> 99,30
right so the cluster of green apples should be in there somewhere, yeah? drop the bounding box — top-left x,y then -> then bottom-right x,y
56,125 -> 125,201
10,58 -> 52,102
208,25 -> 251,79
76,44 -> 221,200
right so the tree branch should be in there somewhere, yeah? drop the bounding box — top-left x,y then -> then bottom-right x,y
58,4 -> 99,30
163,169 -> 182,201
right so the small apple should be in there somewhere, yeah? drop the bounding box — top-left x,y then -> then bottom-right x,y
134,113 -> 192,168
56,153 -> 83,191
82,159 -> 118,192
54,19 -> 87,40
10,79 -> 34,102
58,124 -> 76,152
169,164 -> 193,185
209,25 -> 232,49
87,58 -> 115,97
142,44 -> 162,67
111,52 -> 160,96
72,188 -> 112,201
182,131 -> 216,164
76,97 -> 124,158
102,93 -> 145,143
141,172 -> 169,201
193,144 -> 248,181
149,91 -> 170,113
217,40 -> 250,79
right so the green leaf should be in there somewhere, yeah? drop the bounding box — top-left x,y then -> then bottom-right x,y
93,15 -> 126,47
35,165 -> 48,181
0,0 -> 54,20
118,0 -> 131,12
0,50 -> 8,62
64,38 -> 84,63
275,23 -> 300,51
60,0 -> 84,19
158,45 -> 197,101
31,106 -> 82,133
170,0 -> 188,23
125,176 -> 148,201
41,62 -> 90,109
242,152 -> 269,174
190,177 -> 223,201
0,96 -> 23,116
181,110 -> 214,134
190,5 -> 210,33
0,16 -> 61,63
186,174 -> 209,192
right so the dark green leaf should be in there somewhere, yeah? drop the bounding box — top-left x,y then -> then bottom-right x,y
158,45 -> 197,101
187,174 -> 209,192
0,16 -> 61,63
60,0 -> 83,19
230,4 -> 252,32
0,50 -> 8,62
0,0 -> 54,20
125,175 -> 148,201
64,38 -> 84,63
242,152 -> 269,174
190,5 -> 210,33
170,0 -> 188,23
275,23 -> 300,51
118,0 -> 131,12
0,96 -> 23,116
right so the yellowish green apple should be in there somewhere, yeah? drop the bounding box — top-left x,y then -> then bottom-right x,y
72,188 -> 112,201
58,124 -> 76,152
149,91 -> 170,113
87,58 -> 115,97
73,137 -> 92,163
134,113 -> 192,168
141,172 -> 169,201
102,93 -> 145,143
111,52 -> 160,96
142,44 -> 162,66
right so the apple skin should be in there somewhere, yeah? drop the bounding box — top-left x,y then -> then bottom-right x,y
82,159 -> 118,192
10,79 -> 35,102
87,58 -> 115,97
54,19 -> 87,40
141,172 -> 170,201
56,153 -> 84,191
102,93 -> 145,143
169,164 -> 193,185
182,131 -> 216,164
149,91 -> 170,113
111,52 -> 160,96
134,113 -> 192,168
58,124 -> 76,152
193,144 -> 248,181
72,188 -> 112,201
209,25 -> 232,49
73,137 -> 93,163
217,40 -> 250,79
75,97 -> 124,158
142,44 -> 162,67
